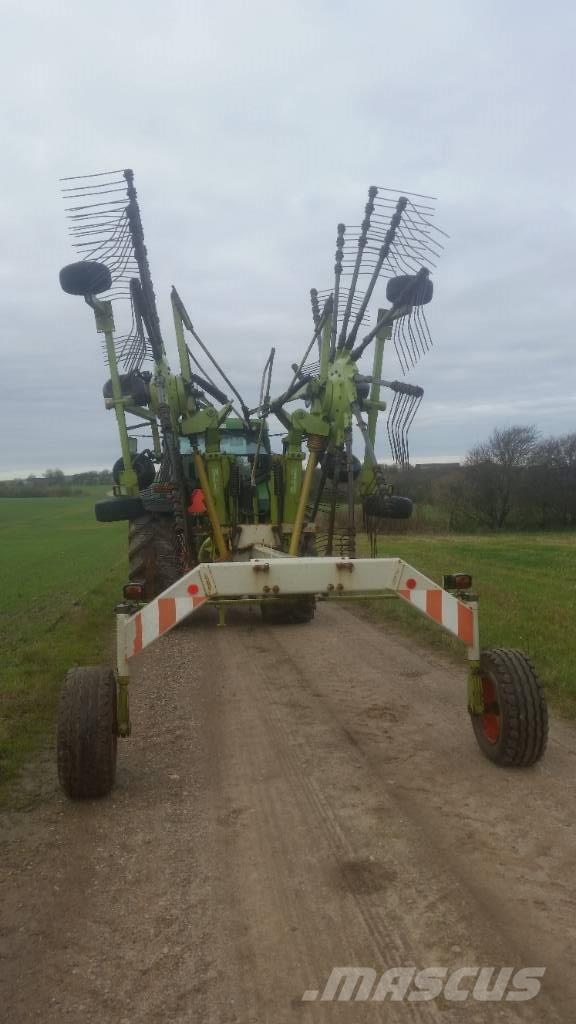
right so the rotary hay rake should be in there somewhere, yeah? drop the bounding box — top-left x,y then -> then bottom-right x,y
56,171 -> 548,799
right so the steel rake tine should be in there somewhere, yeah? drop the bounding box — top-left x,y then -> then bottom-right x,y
405,315 -> 421,369
404,200 -> 450,241
393,319 -> 410,375
375,184 -> 438,201
60,169 -> 127,181
62,188 -> 128,200
65,199 -> 128,213
386,392 -> 399,462
399,316 -> 414,371
396,227 -> 439,269
404,393 -> 422,465
385,244 -> 419,280
61,177 -> 126,189
400,217 -> 444,261
404,395 -> 417,465
400,393 -> 412,465
399,393 -> 411,465
71,224 -> 125,239
409,309 -> 426,361
411,304 -> 430,360
81,224 -> 131,265
402,309 -> 423,365
388,391 -> 405,463
403,206 -> 445,249
415,304 -> 433,353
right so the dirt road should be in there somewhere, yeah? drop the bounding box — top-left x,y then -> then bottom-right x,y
2,603 -> 576,1022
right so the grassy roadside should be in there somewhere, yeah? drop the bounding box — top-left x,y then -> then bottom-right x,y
0,495 -> 126,804
355,532 -> 576,716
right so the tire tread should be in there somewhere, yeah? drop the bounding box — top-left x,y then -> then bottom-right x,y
57,666 -> 118,799
473,648 -> 548,767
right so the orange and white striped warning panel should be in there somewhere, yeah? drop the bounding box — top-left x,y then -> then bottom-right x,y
121,577 -> 208,667
130,594 -> 208,657
396,567 -> 478,656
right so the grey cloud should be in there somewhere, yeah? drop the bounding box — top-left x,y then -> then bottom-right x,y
1,0 -> 575,476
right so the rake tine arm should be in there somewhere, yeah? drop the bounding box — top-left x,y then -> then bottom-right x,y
345,196 -> 408,350
171,286 -> 251,427
338,187 -> 377,348
331,223 -> 346,358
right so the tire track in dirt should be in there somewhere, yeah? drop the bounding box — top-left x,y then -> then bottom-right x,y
1,602 -> 574,1022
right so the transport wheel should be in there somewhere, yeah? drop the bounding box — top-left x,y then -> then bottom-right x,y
289,596 -> 316,623
128,513 -> 182,598
260,595 -> 316,624
471,649 -> 548,767
57,667 -> 118,799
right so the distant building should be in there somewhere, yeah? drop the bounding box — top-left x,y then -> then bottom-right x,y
414,463 -> 461,473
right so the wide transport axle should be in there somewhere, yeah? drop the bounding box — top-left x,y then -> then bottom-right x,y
116,554 -> 480,680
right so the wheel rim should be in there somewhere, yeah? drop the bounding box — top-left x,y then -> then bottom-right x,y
480,676 -> 501,743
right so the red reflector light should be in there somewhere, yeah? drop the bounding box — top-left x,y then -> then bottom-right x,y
406,578 -> 417,590
187,583 -> 199,595
123,582 -> 145,601
443,573 -> 472,591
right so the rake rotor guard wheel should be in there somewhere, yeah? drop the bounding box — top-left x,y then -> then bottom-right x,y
95,497 -> 146,522
59,260 -> 112,296
362,494 -> 413,520
386,273 -> 433,307
260,595 -> 316,624
471,649 -> 548,767
57,667 -> 118,799
113,452 -> 156,490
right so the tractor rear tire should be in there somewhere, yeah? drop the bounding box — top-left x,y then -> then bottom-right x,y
260,595 -> 316,624
128,513 -> 182,599
471,649 -> 548,767
57,667 -> 118,799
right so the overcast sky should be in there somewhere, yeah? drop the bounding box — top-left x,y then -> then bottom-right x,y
1,0 -> 575,476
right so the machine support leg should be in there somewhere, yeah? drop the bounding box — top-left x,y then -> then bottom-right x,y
193,450 -> 229,561
464,600 -> 482,713
115,611 -> 132,736
467,661 -> 483,715
116,676 -> 131,736
288,451 -> 318,556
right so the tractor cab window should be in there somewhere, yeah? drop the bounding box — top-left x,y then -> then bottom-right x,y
220,433 -> 258,456
180,434 -> 258,457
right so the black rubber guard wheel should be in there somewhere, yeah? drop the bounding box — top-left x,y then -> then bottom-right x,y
57,667 -> 118,799
471,649 -> 548,767
260,595 -> 316,624
128,513 -> 182,599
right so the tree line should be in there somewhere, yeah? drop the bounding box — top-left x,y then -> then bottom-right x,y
392,425 -> 576,531
0,469 -> 113,498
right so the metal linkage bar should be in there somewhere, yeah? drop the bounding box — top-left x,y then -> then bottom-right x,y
116,557 -> 479,675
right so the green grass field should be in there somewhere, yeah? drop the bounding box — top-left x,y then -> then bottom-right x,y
359,533 -> 576,714
0,494 -> 126,799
